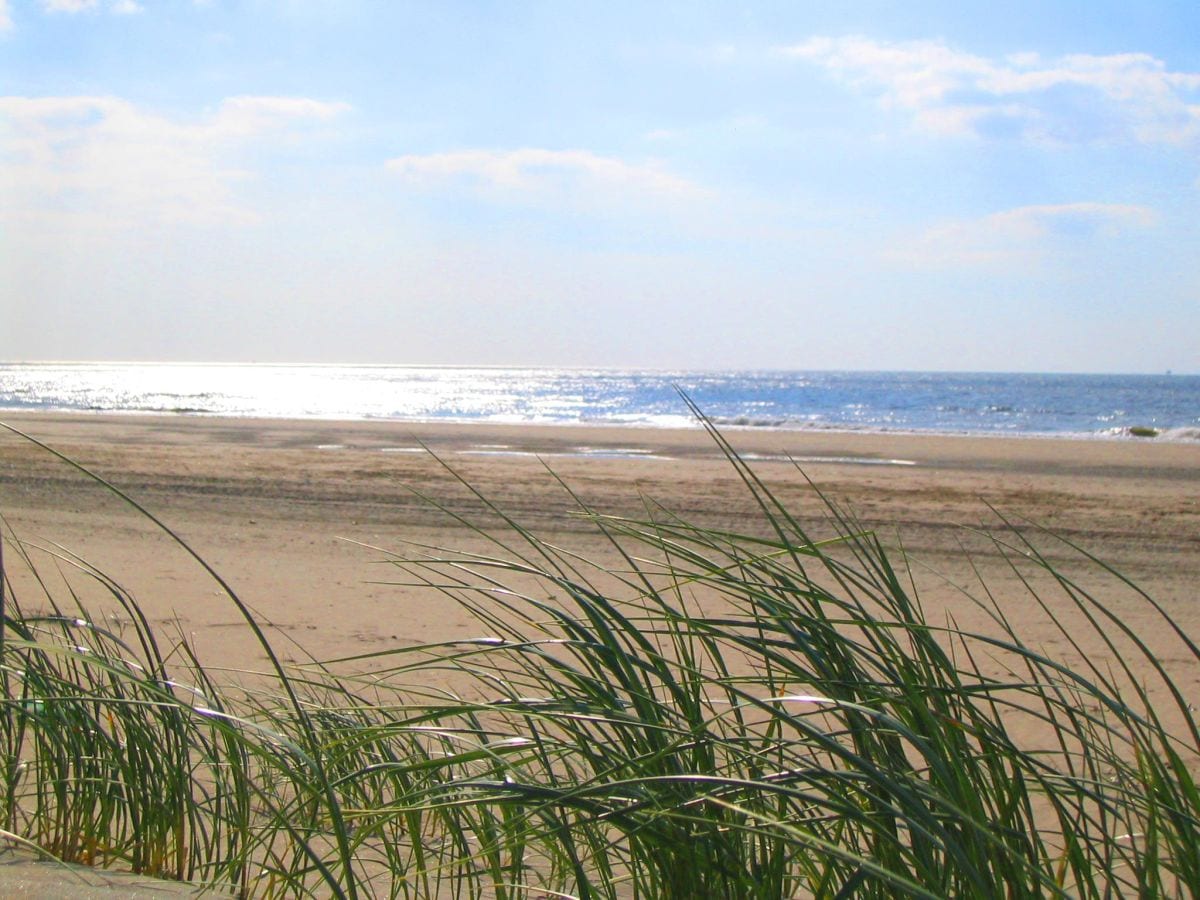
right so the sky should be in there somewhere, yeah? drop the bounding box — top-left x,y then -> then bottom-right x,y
2,1 -> 1199,373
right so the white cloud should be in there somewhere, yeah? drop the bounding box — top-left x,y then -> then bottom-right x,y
211,95 -> 350,136
888,202 -> 1157,268
785,36 -> 1200,145
0,94 -> 350,227
40,0 -> 143,14
385,149 -> 709,226
386,148 -> 701,201
41,0 -> 99,11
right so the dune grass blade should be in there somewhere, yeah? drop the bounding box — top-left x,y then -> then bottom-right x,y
2,412 -> 1199,897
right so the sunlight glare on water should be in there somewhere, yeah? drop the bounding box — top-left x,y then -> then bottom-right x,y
0,363 -> 1198,439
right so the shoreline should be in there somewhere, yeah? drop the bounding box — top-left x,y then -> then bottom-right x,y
4,408 -> 1199,462
2,405 -> 1198,446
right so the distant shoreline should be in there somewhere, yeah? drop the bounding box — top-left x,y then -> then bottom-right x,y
2,405 -> 1198,445
3,408 -> 1198,482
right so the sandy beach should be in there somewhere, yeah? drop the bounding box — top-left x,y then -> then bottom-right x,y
1,410 -> 1199,895
1,411 -> 1197,687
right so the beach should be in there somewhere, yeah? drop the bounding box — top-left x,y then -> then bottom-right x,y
10,3 -> 1200,891
1,411 -> 1197,682
2,410 -> 1199,895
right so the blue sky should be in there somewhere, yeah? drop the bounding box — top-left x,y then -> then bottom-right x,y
2,1 -> 1198,372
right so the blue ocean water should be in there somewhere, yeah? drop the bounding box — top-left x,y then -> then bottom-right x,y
1,363 -> 1198,440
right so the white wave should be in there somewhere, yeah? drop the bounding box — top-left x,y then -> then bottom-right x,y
1159,427 -> 1200,442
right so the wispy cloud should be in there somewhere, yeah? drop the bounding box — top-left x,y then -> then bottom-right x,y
40,0 -> 100,11
209,95 -> 350,136
40,0 -> 142,14
0,95 -> 350,226
386,148 -> 704,206
887,202 -> 1157,268
784,36 -> 1200,145
3,0 -> 140,28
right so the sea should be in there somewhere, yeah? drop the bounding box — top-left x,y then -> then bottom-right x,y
1,363 -> 1198,442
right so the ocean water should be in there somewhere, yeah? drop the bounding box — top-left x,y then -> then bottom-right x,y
1,363 -> 1198,441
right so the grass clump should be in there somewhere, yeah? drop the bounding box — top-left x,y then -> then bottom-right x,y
1,413 -> 1198,897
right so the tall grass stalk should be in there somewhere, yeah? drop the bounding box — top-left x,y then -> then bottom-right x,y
1,412 -> 1197,897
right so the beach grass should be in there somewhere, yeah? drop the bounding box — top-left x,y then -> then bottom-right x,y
1,412 -> 1198,897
